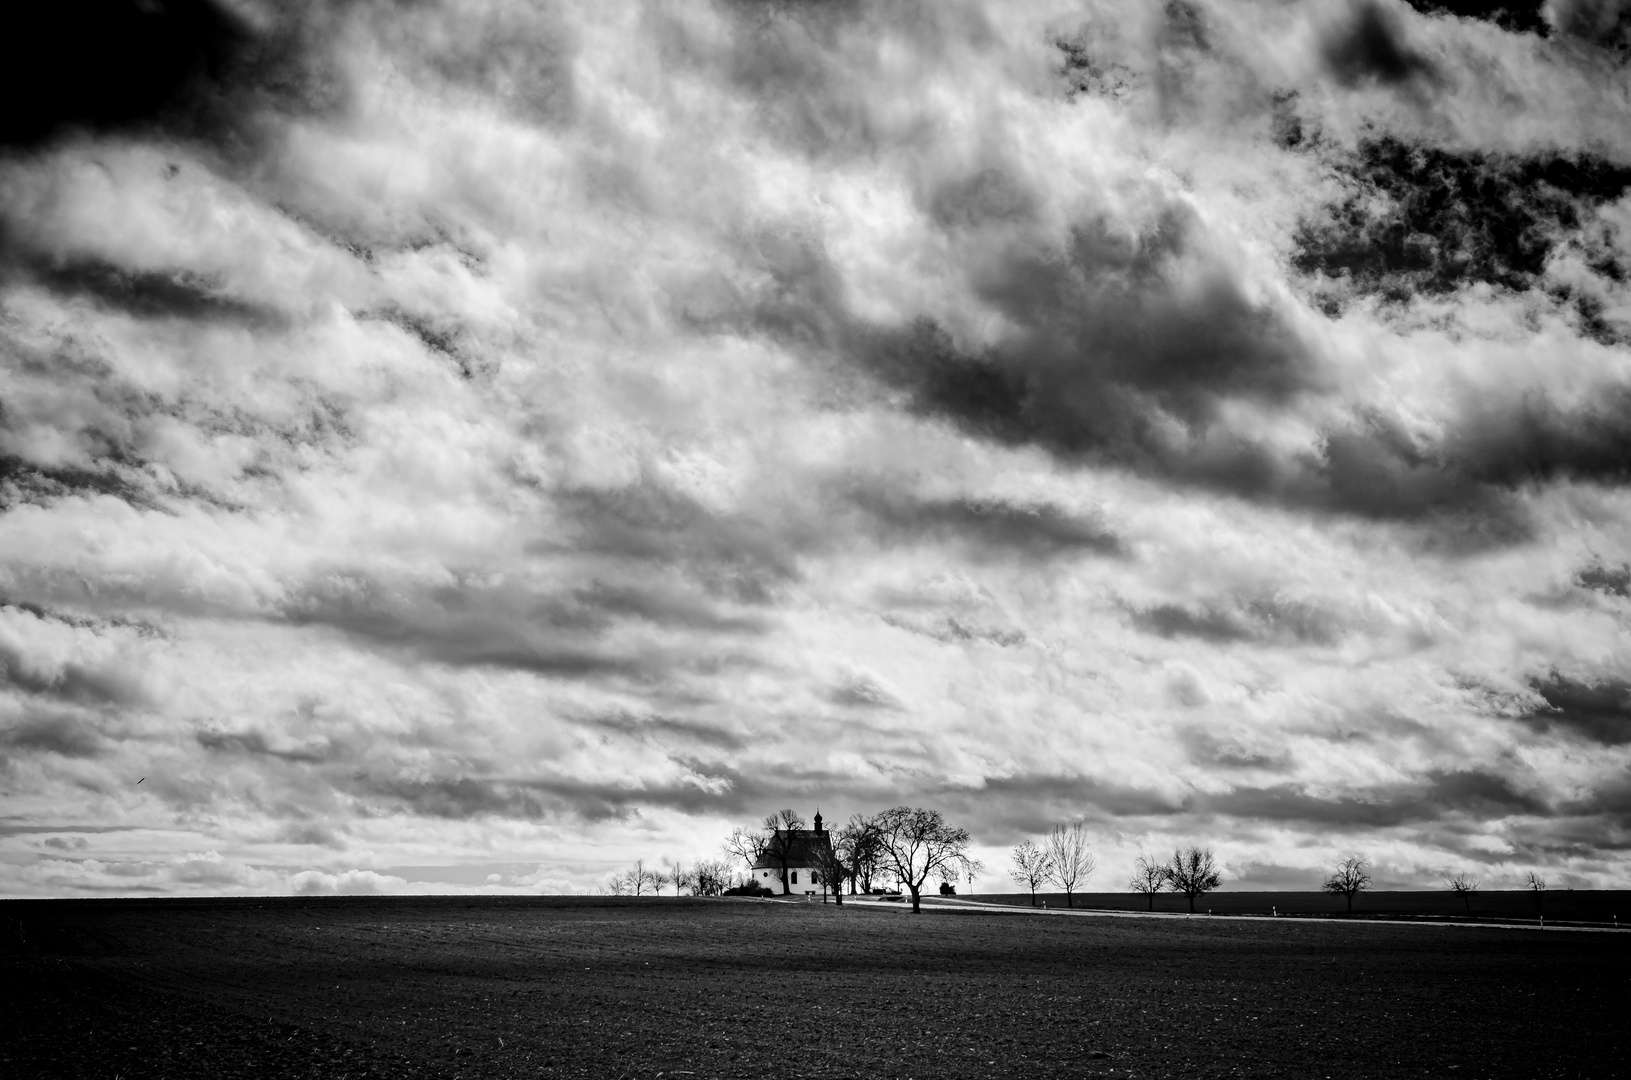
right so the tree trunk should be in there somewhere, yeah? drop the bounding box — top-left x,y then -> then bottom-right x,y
1346,893 -> 1353,913
1147,892 -> 1154,911
1029,885 -> 1036,907
1065,890 -> 1074,908
908,885 -> 922,913
1187,892 -> 1196,913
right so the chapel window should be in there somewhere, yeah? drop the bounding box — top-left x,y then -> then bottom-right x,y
791,871 -> 799,884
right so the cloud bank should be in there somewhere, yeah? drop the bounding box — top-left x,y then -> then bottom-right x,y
3,0 -> 1631,895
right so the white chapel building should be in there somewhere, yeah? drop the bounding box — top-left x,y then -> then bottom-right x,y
751,810 -> 835,897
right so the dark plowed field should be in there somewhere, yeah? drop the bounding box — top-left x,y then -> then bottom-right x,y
3,895 -> 1627,1079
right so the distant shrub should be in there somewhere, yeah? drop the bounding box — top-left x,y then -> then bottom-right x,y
723,882 -> 775,897
938,881 -> 957,896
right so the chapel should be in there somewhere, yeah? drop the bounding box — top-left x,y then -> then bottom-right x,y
750,810 -> 835,897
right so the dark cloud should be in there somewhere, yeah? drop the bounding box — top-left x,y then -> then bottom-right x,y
0,654 -> 145,709
880,612 -> 1026,648
858,289 -> 1529,537
950,773 -> 1187,838
1293,137 -> 1631,302
3,255 -> 280,326
195,728 -> 332,764
550,481 -> 800,604
1523,673 -> 1631,745
851,490 -> 1124,558
1323,2 -> 1440,88
0,711 -> 110,759
1576,562 -> 1631,597
1199,768 -> 1550,829
0,0 -> 341,151
282,567 -> 768,680
1450,390 -> 1631,489
41,835 -> 91,851
1127,594 -> 1344,646
1131,602 -> 1254,643
1180,730 -> 1294,770
1054,32 -> 1141,104
1403,1 -> 1549,34
275,821 -> 343,848
926,169 -> 1039,232
0,624 -> 149,710
826,673 -> 904,711
584,710 -> 747,749
0,822 -> 145,836
858,211 -> 1312,449
361,307 -> 475,380
1556,767 -> 1631,831
723,187 -> 1631,538
1160,0 -> 1211,52
0,454 -> 158,513
346,764 -> 757,823
1550,0 -> 1631,49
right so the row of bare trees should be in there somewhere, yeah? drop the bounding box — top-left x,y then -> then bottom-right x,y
1441,869 -> 1551,915
1009,830 -> 1226,913
616,817 -> 1554,917
1010,835 -> 1558,917
605,857 -> 737,897
1322,860 -> 1556,915
1009,823 -> 1098,907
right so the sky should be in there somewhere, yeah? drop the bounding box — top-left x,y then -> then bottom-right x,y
3,0 -> 1631,897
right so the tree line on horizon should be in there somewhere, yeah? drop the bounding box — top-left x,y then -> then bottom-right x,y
606,810 -> 1566,916
1010,833 -> 1556,916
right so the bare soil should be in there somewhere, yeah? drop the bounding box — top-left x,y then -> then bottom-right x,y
3,895 -> 1627,1079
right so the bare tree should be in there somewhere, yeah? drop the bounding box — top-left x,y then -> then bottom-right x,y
836,814 -> 882,895
1441,870 -> 1479,915
669,863 -> 698,896
1128,853 -> 1166,911
812,837 -> 850,906
1044,823 -> 1097,908
616,859 -> 661,897
1525,870 -> 1546,918
1165,846 -> 1222,913
724,823 -> 771,875
872,806 -> 973,913
1009,840 -> 1052,907
694,858 -> 731,897
1322,856 -> 1371,913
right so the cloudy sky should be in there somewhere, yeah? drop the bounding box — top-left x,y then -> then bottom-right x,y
4,0 -> 1631,897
